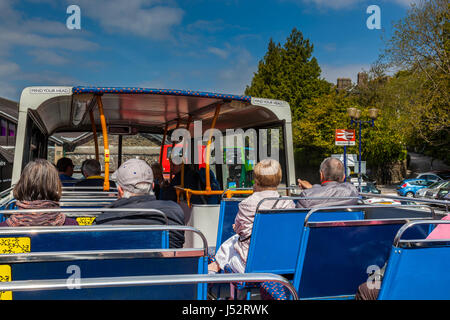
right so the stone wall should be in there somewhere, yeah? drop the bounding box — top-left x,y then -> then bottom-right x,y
63,134 -> 161,171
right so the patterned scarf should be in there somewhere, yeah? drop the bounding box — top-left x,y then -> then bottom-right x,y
6,200 -> 66,227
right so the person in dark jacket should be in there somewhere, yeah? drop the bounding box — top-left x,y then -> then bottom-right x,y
56,157 -> 77,187
94,158 -> 185,248
296,157 -> 360,208
75,159 -> 116,190
0,159 -> 78,227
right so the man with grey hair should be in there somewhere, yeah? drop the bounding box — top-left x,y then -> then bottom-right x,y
95,158 -> 185,248
296,157 -> 360,208
75,159 -> 116,189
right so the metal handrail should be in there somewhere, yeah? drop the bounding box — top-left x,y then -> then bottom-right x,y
0,273 -> 298,300
0,225 -> 208,256
0,208 -> 169,225
304,204 -> 436,226
360,192 -> 450,207
0,187 -> 13,198
255,196 -> 362,214
59,198 -> 117,201
220,186 -> 301,198
393,220 -> 450,247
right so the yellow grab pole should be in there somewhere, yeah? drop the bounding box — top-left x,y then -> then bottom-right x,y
96,95 -> 110,191
205,104 -> 221,192
89,110 -> 99,161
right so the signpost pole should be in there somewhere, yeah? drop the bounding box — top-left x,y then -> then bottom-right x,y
343,145 -> 347,182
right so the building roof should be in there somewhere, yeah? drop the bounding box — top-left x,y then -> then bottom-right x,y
0,97 -> 18,123
0,146 -> 15,163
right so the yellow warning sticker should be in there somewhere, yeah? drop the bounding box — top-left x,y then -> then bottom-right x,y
76,217 -> 96,226
0,237 -> 31,254
0,265 -> 12,300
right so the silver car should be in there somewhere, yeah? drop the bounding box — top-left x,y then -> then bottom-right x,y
420,180 -> 450,199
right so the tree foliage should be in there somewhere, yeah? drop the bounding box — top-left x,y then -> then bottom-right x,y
245,28 -> 330,116
378,0 -> 449,160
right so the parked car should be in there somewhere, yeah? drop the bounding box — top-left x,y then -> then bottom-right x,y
416,171 -> 450,183
422,180 -> 450,199
397,179 -> 434,197
360,182 -> 381,194
348,173 -> 377,186
437,184 -> 450,200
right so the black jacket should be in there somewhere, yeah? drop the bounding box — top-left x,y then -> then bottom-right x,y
74,178 -> 116,189
94,194 -> 185,248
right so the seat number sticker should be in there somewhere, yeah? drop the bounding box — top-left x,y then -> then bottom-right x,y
0,237 -> 31,254
0,265 -> 12,300
76,217 -> 96,225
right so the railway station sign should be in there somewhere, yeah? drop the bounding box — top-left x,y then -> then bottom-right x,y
335,129 -> 356,146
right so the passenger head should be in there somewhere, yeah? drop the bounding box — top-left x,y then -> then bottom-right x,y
56,157 -> 74,177
253,159 -> 282,191
151,162 -> 164,182
170,158 -> 182,175
319,157 -> 345,182
112,158 -> 154,199
81,159 -> 102,178
14,159 -> 62,202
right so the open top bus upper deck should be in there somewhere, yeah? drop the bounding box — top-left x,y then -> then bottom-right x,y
12,86 -> 296,191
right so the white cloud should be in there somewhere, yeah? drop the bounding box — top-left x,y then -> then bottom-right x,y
27,50 -> 69,65
215,48 -> 256,95
207,47 -> 230,59
287,0 -> 418,10
73,0 -> 184,39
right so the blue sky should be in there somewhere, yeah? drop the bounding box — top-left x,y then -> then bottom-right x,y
0,0 -> 416,101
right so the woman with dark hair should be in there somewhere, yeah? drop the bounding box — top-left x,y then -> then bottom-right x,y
0,159 -> 78,226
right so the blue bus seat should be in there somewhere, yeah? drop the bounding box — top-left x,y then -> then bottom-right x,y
0,248 -> 207,300
245,208 -> 364,275
218,207 -> 363,300
378,220 -> 450,300
293,215 -> 431,300
0,226 -> 169,252
215,199 -> 241,249
0,225 -> 209,300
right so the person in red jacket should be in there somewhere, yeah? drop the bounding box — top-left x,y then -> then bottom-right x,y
0,159 -> 78,227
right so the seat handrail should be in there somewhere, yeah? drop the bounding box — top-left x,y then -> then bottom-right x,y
0,273 -> 298,299
360,192 -> 450,208
255,196 -> 362,214
220,186 -> 302,198
62,186 -> 118,190
59,198 -> 117,201
0,208 -> 169,225
58,203 -> 118,208
0,247 -> 205,263
304,204 -> 436,226
0,187 -> 13,199
0,225 -> 208,255
393,220 -> 450,247
62,192 -> 118,196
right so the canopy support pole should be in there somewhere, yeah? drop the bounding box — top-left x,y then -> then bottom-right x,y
180,115 -> 192,189
89,110 -> 99,161
170,119 -> 181,182
159,124 -> 168,166
96,95 -> 110,191
118,135 -> 123,167
205,104 -> 221,192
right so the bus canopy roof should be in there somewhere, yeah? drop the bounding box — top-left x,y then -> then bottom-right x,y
20,86 -> 292,135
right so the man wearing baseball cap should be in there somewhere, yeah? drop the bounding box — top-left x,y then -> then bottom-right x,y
94,158 -> 185,248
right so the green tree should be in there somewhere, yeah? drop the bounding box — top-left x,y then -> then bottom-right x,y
245,28 -> 330,120
378,0 -> 449,161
